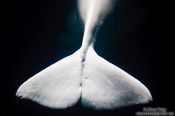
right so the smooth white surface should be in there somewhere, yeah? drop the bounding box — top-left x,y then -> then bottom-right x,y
16,0 -> 152,109
78,0 -> 115,59
16,48 -> 152,109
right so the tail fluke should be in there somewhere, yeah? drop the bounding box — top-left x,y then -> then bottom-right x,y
16,47 -> 152,109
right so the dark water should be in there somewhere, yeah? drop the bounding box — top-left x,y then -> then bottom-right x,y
4,0 -> 173,116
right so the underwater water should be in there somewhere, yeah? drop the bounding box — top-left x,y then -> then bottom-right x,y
4,0 -> 171,116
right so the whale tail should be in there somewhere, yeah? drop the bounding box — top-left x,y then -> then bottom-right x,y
16,47 -> 152,109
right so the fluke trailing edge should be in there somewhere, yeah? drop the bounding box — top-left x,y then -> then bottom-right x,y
16,0 -> 152,110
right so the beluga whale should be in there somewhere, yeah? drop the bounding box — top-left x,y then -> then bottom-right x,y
16,0 -> 152,110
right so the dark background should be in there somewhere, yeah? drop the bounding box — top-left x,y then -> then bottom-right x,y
3,0 -> 172,116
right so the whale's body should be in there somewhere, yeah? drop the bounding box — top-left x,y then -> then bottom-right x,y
16,0 -> 152,109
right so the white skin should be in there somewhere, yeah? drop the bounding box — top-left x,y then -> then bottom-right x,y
79,0 -> 114,61
16,0 -> 152,109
